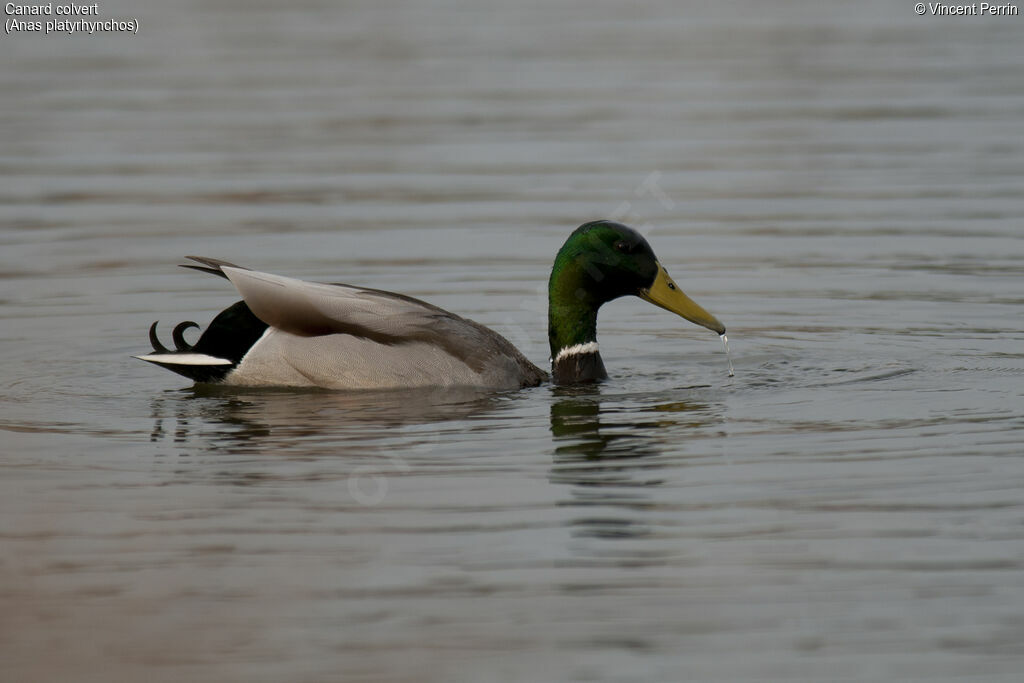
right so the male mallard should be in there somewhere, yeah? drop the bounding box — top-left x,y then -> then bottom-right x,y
137,220 -> 725,389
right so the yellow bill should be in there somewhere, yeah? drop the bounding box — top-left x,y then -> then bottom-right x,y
638,262 -> 726,335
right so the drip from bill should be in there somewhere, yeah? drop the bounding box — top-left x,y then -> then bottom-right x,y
721,334 -> 735,378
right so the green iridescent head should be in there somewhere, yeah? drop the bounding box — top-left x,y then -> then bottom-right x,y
547,220 -> 725,383
548,221 -> 660,309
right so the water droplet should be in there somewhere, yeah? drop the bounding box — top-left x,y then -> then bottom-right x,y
720,334 -> 735,377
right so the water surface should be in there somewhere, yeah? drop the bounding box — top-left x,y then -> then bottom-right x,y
2,1 -> 1024,681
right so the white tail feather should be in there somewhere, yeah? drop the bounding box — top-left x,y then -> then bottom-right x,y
134,354 -> 231,366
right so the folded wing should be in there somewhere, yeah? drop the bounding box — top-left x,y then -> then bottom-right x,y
221,266 -> 513,374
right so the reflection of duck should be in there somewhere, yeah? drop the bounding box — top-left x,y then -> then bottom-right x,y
549,387 -> 662,543
549,388 -> 722,544
137,221 -> 725,390
549,387 -> 662,487
549,387 -> 721,489
148,385 -> 504,459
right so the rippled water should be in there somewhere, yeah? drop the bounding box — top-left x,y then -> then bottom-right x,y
3,1 -> 1024,681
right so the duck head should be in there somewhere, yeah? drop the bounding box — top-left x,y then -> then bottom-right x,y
548,220 -> 725,384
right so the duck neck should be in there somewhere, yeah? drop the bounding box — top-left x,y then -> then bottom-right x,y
548,272 -> 607,384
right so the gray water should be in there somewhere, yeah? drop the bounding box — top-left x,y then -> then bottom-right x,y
3,1 -> 1024,681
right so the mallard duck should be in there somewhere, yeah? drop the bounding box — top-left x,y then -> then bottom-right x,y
136,220 -> 725,389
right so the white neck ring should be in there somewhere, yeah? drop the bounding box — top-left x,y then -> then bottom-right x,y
554,341 -> 599,363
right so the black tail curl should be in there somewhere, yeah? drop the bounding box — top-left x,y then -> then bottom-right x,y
173,321 -> 200,351
141,292 -> 268,383
148,320 -> 201,353
148,321 -> 170,353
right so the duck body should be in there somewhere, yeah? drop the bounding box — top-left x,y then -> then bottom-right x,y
137,259 -> 547,390
138,221 -> 725,389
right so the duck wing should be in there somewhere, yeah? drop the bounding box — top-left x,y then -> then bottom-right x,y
215,264 -> 543,382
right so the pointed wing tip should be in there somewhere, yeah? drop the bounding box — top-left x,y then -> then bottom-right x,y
178,256 -> 251,280
179,256 -> 228,280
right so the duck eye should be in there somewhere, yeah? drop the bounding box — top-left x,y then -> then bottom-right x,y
668,282 -> 676,290
614,240 -> 630,253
